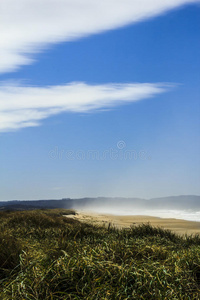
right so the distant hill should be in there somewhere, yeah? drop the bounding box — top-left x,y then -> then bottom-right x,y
0,195 -> 200,212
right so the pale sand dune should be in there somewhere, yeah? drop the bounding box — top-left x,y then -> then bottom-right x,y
65,211 -> 200,235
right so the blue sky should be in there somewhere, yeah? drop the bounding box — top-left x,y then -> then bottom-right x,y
0,0 -> 200,200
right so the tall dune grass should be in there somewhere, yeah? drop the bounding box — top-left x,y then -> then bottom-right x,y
0,209 -> 200,299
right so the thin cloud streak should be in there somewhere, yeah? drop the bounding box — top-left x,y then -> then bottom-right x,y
0,82 -> 171,132
0,0 -> 199,73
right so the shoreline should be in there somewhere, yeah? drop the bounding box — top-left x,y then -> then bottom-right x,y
65,210 -> 200,235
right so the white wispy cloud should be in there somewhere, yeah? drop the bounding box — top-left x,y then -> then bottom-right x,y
0,0 -> 199,73
0,82 -> 170,132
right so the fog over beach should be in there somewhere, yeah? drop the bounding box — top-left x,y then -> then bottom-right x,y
69,195 -> 200,222
77,208 -> 200,222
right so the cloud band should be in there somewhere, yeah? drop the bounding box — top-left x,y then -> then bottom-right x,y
0,82 -> 170,132
0,0 -> 199,73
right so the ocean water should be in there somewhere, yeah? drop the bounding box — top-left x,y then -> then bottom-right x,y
132,210 -> 200,222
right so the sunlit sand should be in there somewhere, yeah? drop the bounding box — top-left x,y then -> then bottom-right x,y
65,211 -> 200,235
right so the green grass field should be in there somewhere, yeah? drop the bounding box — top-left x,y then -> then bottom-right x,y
0,209 -> 200,299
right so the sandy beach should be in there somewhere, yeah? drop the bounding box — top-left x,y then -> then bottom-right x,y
65,211 -> 200,235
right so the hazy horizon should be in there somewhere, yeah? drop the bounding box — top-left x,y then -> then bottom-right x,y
1,194 -> 200,202
1,195 -> 200,222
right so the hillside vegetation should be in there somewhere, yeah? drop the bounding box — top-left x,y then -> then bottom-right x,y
0,209 -> 200,299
